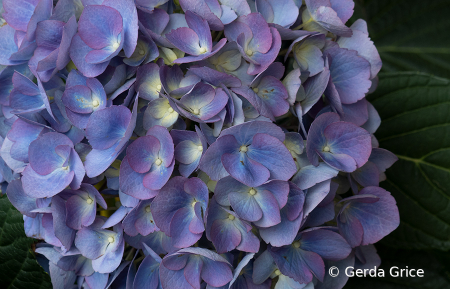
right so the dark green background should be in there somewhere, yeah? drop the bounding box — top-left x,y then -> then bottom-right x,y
1,0 -> 450,288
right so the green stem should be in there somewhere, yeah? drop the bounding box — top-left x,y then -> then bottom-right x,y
214,31 -> 223,42
125,248 -> 136,261
292,18 -> 313,30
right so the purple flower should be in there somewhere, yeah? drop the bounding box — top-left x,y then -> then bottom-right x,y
84,99 -> 138,178
206,197 -> 260,254
166,11 -> 227,64
143,98 -> 180,129
138,8 -> 188,49
133,244 -> 163,289
224,13 -> 281,75
135,62 -> 162,101
159,247 -> 233,288
75,219 -> 125,274
269,228 -> 351,284
258,182 -> 305,246
120,125 -> 174,199
179,0 -> 251,30
135,0 -> 169,13
65,183 -> 108,230
29,16 -> 77,82
70,0 -> 138,77
122,199 -> 159,236
22,132 -> 85,198
324,46 -> 371,110
228,253 -> 272,289
70,5 -> 123,77
337,186 -> 400,248
6,179 -> 46,218
0,24 -> 31,66
151,176 -> 208,248
62,70 -> 107,129
306,112 -> 372,173
337,19 -> 382,79
232,63 -> 289,121
9,72 -> 54,118
171,126 -> 208,177
255,0 -> 300,28
301,0 -> 353,37
168,82 -> 229,123
159,64 -> 200,98
200,121 -> 297,187
289,34 -> 326,77
351,148 -> 397,188
5,117 -> 51,165
214,176 -> 289,227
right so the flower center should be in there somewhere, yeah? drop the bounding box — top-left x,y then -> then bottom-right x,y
293,241 -> 301,248
92,100 -> 99,107
252,87 -> 259,93
139,49 -> 145,55
274,269 -> 281,276
62,166 -> 69,170
228,214 -> 235,220
246,49 -> 253,56
112,42 -> 120,50
249,188 -> 256,196
199,47 -> 207,54
323,145 -> 331,152
239,145 -> 248,153
193,108 -> 200,115
108,236 -> 115,243
145,205 -> 151,213
156,84 -> 162,91
86,198 -> 93,205
197,145 -> 203,152
191,201 -> 197,207
168,107 -> 174,113
155,159 -> 162,166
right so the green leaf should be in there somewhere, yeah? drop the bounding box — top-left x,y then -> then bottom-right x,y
0,195 -> 51,289
345,244 -> 450,288
367,72 -> 450,250
352,0 -> 450,78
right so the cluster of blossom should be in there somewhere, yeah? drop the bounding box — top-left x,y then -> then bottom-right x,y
0,0 -> 401,288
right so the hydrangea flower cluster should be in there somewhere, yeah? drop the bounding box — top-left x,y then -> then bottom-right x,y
0,0 -> 400,288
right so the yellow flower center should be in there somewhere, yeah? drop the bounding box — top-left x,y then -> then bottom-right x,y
86,198 -> 93,205
155,159 -> 162,166
108,236 -> 115,243
199,47 -> 207,54
274,269 -> 281,276
92,100 -> 99,107
293,241 -> 301,248
252,87 -> 259,93
112,42 -> 120,50
145,205 -> 151,213
197,145 -> 203,152
139,49 -> 145,55
239,145 -> 248,153
323,146 -> 331,152
249,188 -> 256,195
246,49 -> 253,56
228,214 -> 235,220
